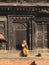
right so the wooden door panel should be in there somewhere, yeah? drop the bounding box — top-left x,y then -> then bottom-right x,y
35,23 -> 47,48
12,22 -> 28,50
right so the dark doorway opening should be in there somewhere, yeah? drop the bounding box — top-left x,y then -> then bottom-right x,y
13,22 -> 29,50
16,30 -> 28,50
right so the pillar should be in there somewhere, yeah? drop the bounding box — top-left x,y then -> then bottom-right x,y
28,20 -> 32,50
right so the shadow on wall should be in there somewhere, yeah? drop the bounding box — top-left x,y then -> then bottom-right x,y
30,61 -> 37,65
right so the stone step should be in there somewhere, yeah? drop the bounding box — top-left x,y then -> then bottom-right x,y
0,49 -> 49,58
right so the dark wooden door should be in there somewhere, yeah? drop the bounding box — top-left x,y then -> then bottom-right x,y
12,22 -> 28,50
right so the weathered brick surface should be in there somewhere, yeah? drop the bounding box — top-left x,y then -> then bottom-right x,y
0,58 -> 49,65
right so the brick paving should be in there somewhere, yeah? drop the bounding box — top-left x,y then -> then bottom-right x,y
0,58 -> 49,65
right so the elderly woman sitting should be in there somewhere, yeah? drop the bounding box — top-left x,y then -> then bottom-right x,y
22,40 -> 28,57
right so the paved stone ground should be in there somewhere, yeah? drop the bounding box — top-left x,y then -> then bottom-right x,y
0,49 -> 49,59
0,58 -> 49,65
0,49 -> 49,65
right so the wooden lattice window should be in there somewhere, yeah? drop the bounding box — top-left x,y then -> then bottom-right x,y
0,21 -> 5,34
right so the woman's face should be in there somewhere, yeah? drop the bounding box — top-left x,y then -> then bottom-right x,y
23,40 -> 26,44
